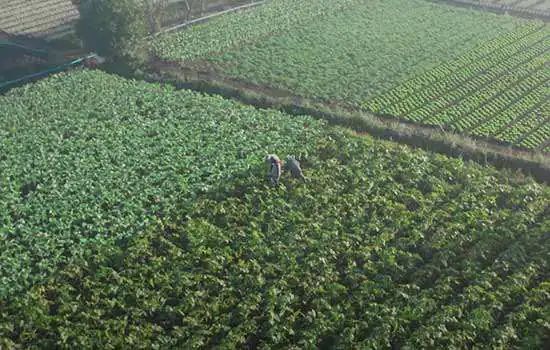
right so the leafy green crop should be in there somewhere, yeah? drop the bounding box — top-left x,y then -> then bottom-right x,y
153,0 -> 549,151
152,0 -> 359,62
363,24 -> 550,150
2,121 -> 549,349
154,0 -> 523,108
0,70 -> 325,298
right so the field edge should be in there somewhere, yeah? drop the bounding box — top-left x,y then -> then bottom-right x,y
146,61 -> 550,184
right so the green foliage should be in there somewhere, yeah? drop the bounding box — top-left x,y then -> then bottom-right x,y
153,0 -> 550,151
0,70 -> 324,298
0,124 -> 550,349
76,0 -> 149,59
364,24 -> 550,150
154,0 -> 521,107
152,0 -> 359,62
1,70 -> 549,347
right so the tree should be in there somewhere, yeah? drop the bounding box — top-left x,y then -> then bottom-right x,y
142,0 -> 168,34
76,0 -> 149,60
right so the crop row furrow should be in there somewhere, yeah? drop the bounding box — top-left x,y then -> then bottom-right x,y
426,60 -> 548,129
424,72 -> 550,127
382,39 -> 550,119
404,265 -> 545,349
376,28 -> 507,94
339,182 -> 550,347
519,124 -> 550,150
471,84 -> 550,137
490,78 -> 550,137
446,58 -> 549,132
502,102 -> 550,148
362,24 -> 544,112
353,226 -> 526,348
404,44 -> 549,122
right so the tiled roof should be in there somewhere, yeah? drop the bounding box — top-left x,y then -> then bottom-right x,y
0,0 -> 80,40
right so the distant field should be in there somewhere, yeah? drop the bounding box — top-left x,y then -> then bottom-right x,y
2,70 -> 550,349
363,24 -> 550,151
435,0 -> 550,15
155,0 -> 522,105
153,0 -> 550,152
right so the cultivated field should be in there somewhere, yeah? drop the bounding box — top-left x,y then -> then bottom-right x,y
154,0 -> 550,152
434,0 -> 550,17
1,70 -> 550,348
363,23 -> 550,151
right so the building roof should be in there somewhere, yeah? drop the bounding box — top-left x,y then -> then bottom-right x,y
0,0 -> 80,40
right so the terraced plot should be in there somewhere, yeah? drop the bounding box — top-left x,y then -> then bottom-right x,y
2,71 -> 550,349
155,0 -> 524,107
153,0 -> 550,152
363,24 -> 550,151
433,0 -> 550,17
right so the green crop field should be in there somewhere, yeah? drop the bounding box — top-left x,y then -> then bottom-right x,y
435,0 -> 550,14
154,0 -> 550,152
364,24 -> 550,151
0,69 -> 325,298
1,70 -> 550,348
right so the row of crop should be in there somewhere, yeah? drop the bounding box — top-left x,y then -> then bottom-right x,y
489,279 -> 550,349
442,71 -> 548,135
388,34 -> 549,120
362,23 -> 543,112
497,101 -> 550,147
476,74 -> 550,139
471,83 -> 549,137
347,183 -> 549,348
516,103 -> 550,149
205,0 -> 527,108
285,144 -> 549,348
423,57 -> 548,128
442,57 -> 548,132
3,126 -> 549,348
318,153 -> 550,347
404,37 -> 546,121
0,70 -> 326,299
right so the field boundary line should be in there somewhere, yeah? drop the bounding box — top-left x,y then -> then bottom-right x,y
148,59 -> 550,183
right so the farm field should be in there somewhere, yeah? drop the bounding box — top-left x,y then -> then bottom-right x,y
154,0 -> 550,152
436,0 -> 550,14
1,70 -> 550,348
363,24 -> 550,151
0,69 -> 325,298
